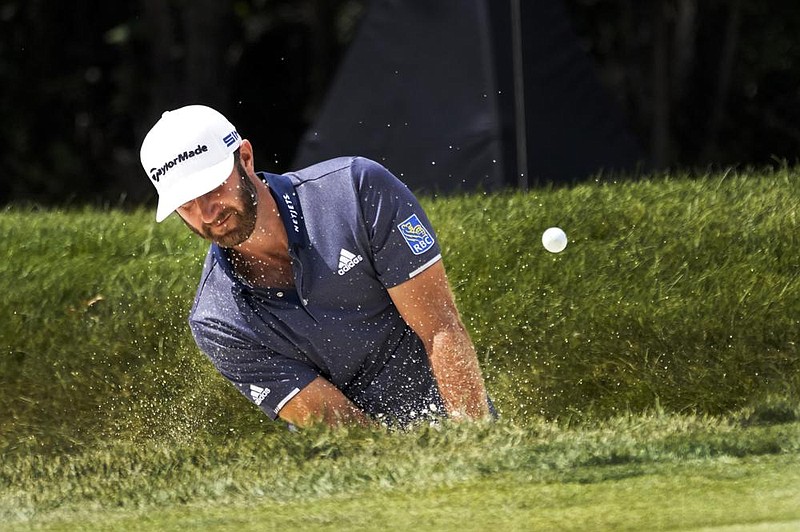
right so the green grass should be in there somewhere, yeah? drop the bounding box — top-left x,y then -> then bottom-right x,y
51,456 -> 800,531
3,418 -> 800,530
2,167 -> 800,528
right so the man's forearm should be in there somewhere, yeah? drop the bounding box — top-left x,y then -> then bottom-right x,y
279,376 -> 372,428
428,327 -> 490,420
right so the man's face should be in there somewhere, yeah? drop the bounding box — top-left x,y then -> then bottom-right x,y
177,160 -> 258,247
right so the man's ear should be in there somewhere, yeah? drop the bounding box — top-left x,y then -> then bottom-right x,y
239,139 -> 255,172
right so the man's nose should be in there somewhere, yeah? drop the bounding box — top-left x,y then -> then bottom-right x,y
195,194 -> 222,224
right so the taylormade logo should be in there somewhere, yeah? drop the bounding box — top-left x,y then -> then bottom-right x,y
148,144 -> 208,182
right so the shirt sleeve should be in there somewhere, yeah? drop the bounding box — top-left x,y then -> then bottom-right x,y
189,317 -> 319,420
352,157 -> 442,288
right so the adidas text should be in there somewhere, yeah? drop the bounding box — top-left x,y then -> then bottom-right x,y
338,249 -> 363,276
249,384 -> 270,406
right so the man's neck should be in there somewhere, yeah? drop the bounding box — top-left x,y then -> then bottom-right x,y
228,178 -> 295,288
236,179 -> 288,256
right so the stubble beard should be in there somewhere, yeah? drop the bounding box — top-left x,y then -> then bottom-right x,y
192,165 -> 258,248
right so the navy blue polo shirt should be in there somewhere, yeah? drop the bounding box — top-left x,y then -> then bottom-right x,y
188,157 -> 446,425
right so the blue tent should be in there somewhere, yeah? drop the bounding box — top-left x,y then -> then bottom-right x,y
293,0 -> 642,192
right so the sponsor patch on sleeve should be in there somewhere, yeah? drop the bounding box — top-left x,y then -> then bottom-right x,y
398,213 -> 435,255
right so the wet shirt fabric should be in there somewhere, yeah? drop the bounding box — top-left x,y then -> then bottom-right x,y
188,157 -> 446,425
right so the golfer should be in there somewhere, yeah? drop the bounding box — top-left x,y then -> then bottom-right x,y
140,105 -> 491,428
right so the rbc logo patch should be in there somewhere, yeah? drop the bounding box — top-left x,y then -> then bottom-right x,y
398,214 -> 435,255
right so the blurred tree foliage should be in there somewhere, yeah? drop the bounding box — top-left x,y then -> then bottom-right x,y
0,0 -> 366,206
0,0 -> 797,207
564,0 -> 800,168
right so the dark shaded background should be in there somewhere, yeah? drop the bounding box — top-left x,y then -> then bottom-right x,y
1,0 -> 798,207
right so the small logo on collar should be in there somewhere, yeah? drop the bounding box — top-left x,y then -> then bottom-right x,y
282,193 -> 301,234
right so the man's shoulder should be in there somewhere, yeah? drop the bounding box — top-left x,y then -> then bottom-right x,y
288,156 -> 387,185
189,247 -> 238,322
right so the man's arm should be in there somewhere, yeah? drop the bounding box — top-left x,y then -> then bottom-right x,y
278,376 -> 371,428
387,260 -> 490,420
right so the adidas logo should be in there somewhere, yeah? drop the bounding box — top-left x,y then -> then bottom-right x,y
337,248 -> 363,276
249,384 -> 270,406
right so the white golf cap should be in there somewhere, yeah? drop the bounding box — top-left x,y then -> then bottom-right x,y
140,105 -> 242,222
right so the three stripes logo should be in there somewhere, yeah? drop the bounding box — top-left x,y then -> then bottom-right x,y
249,384 -> 270,406
337,248 -> 363,276
223,130 -> 240,148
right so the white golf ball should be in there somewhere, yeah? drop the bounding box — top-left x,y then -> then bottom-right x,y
542,227 -> 568,253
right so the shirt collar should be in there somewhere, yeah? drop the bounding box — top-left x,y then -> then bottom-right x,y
258,171 -> 307,249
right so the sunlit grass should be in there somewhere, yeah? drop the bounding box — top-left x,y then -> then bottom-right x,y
2,415 -> 799,520
2,169 -> 800,449
1,167 -> 800,528
430,169 -> 800,419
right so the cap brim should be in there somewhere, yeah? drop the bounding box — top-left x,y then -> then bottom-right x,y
155,153 -> 235,222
